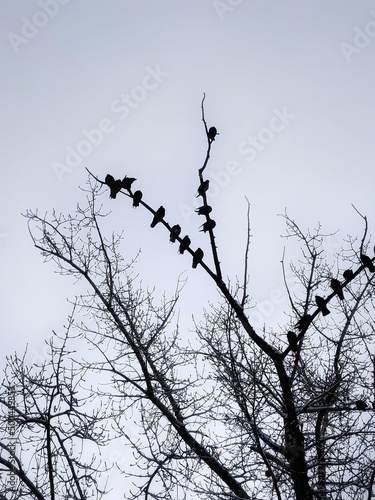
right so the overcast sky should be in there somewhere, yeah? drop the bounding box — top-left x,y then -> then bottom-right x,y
1,1 -> 375,496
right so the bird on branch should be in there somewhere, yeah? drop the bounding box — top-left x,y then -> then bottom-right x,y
196,180 -> 209,198
295,314 -> 312,333
343,269 -> 354,281
330,278 -> 344,300
105,174 -> 122,199
150,206 -> 165,228
200,220 -> 216,232
179,235 -> 191,254
315,296 -> 330,316
208,126 -> 219,141
121,176 -> 136,191
192,248 -> 204,268
132,190 -> 143,207
195,205 -> 212,216
169,224 -> 181,243
361,253 -> 375,272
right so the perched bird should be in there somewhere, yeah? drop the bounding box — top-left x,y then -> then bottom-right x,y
355,400 -> 367,410
343,269 -> 354,281
150,206 -> 165,228
287,331 -> 298,352
105,174 -> 115,185
330,278 -> 344,300
192,248 -> 204,268
179,235 -> 191,254
361,253 -> 375,272
105,174 -> 122,199
195,205 -> 212,216
169,224 -> 181,243
208,126 -> 218,141
196,180 -> 209,197
315,296 -> 330,316
295,314 -> 312,332
132,190 -> 143,207
121,176 -> 136,191
200,220 -> 216,232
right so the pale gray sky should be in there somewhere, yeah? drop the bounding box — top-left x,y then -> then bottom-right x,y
1,1 -> 375,496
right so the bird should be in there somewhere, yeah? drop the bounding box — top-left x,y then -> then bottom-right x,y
121,176 -> 136,191
179,235 -> 191,254
343,269 -> 354,281
105,174 -> 122,199
287,331 -> 298,352
195,205 -> 212,216
355,400 -> 367,410
105,173 -> 115,185
208,126 -> 218,141
150,206 -> 165,228
196,180 -> 209,197
200,220 -> 216,232
315,296 -> 330,316
132,190 -> 143,207
295,314 -> 312,332
169,224 -> 181,243
361,253 -> 375,272
330,278 -> 344,300
192,248 -> 204,268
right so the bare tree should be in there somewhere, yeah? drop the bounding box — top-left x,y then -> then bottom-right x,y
0,321 -> 110,500
9,96 -> 375,499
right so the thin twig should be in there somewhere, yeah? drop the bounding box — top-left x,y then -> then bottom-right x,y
241,198 -> 251,308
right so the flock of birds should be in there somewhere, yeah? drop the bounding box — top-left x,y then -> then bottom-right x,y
103,126 -> 219,270
102,124 -> 374,411
286,248 -> 375,411
287,254 -> 375,352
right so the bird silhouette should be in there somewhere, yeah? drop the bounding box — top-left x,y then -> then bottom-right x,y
179,235 -> 191,254
105,174 -> 115,185
105,174 -> 122,199
208,126 -> 218,141
330,278 -> 344,300
196,180 -> 209,197
195,205 -> 212,216
295,314 -> 312,332
287,331 -> 298,352
121,176 -> 136,191
192,248 -> 204,268
343,269 -> 354,281
361,253 -> 375,272
355,400 -> 367,410
315,296 -> 330,316
132,190 -> 143,207
170,224 -> 181,243
200,220 -> 216,232
150,206 -> 165,228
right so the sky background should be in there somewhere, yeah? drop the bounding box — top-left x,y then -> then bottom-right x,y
1,1 -> 375,497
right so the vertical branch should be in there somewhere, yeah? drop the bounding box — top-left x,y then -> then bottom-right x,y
241,198 -> 251,308
198,94 -> 222,280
